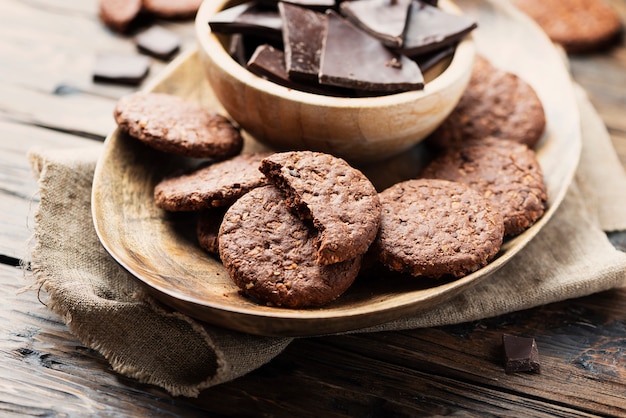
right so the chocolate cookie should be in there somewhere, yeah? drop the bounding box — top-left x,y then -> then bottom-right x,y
218,185 -> 362,308
420,137 -> 547,236
513,0 -> 622,54
429,55 -> 546,149
142,0 -> 203,19
98,0 -> 142,33
260,151 -> 381,265
114,92 -> 243,159
196,208 -> 227,255
373,179 -> 504,278
154,152 -> 270,211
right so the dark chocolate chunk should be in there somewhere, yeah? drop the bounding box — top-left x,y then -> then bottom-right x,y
228,34 -> 249,65
247,44 -> 287,81
502,334 -> 541,373
93,53 -> 150,85
257,0 -> 336,11
413,44 -> 455,72
229,32 -> 284,65
135,26 -> 181,60
399,0 -> 477,56
247,44 -> 353,96
279,2 -> 327,83
319,10 -> 424,92
339,0 -> 412,48
209,2 -> 283,41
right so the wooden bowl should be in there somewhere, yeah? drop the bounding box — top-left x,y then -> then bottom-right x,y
195,0 -> 476,163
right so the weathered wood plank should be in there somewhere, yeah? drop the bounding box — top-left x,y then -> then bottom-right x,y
0,0 -> 197,137
189,289 -> 626,416
0,263 -> 212,417
1,0 -> 625,415
4,254 -> 624,417
0,82 -> 117,139
0,121 -> 97,259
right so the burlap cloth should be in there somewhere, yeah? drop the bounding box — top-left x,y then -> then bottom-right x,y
27,85 -> 626,397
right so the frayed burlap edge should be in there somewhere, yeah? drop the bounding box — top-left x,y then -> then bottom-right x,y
27,146 -> 292,397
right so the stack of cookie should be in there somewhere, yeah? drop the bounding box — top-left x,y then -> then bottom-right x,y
371,54 -> 548,279
112,53 -> 548,308
114,92 -> 382,307
153,149 -> 382,308
423,55 -> 548,237
422,56 -> 547,236
218,152 -> 381,308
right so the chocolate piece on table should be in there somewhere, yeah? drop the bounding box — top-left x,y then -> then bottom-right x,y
92,53 -> 150,85
135,26 -> 181,60
319,10 -> 424,92
279,2 -> 327,83
209,2 -> 283,41
247,44 -> 353,96
339,0 -> 412,48
502,334 -> 541,373
400,0 -> 477,56
412,44 -> 455,72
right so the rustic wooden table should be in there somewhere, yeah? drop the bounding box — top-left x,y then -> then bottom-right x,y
2,0 -> 626,416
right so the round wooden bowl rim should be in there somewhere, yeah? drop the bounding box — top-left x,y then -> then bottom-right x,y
195,0 -> 476,109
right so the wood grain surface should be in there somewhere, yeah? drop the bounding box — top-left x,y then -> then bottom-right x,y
1,0 -> 626,416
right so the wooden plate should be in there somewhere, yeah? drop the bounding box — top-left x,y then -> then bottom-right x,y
92,0 -> 581,337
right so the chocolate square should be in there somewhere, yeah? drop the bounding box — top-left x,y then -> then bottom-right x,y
319,10 -> 424,92
135,26 -> 181,60
279,2 -> 327,83
400,0 -> 477,56
247,44 -> 290,84
339,0 -> 412,48
502,334 -> 541,374
209,2 -> 283,41
93,53 -> 150,85
413,44 -> 455,72
247,44 -> 354,96
258,0 -> 336,11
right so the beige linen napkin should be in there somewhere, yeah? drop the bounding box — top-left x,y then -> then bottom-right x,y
27,86 -> 626,397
